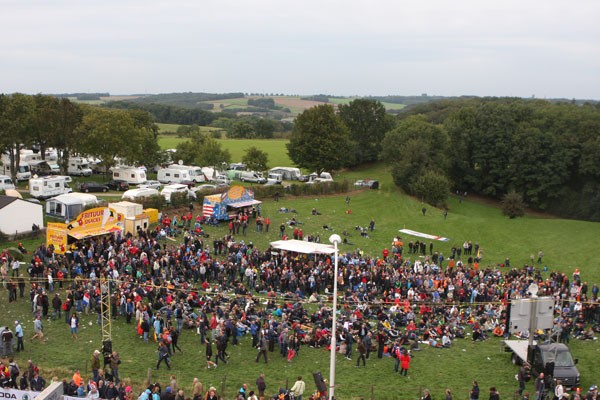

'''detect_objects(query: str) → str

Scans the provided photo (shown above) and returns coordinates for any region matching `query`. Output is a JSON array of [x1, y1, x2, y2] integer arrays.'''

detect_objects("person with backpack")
[[8, 358, 20, 389]]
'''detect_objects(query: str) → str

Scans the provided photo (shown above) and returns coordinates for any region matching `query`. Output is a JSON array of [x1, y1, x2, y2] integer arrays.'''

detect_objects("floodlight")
[[329, 234, 341, 244]]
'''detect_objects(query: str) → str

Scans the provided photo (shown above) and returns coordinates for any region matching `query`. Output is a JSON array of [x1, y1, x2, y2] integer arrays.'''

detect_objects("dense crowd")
[[1, 208, 600, 400]]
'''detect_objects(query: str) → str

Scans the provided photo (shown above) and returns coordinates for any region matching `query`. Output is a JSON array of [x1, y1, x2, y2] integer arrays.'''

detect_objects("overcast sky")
[[1, 0, 599, 99]]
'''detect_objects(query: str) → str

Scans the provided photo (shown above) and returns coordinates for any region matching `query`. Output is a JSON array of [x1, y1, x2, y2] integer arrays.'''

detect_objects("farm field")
[[157, 136, 294, 167], [329, 97, 406, 110]]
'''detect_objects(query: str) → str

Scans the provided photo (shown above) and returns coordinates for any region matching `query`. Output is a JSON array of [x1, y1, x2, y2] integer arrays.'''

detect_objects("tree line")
[[0, 94, 163, 181], [288, 97, 600, 221]]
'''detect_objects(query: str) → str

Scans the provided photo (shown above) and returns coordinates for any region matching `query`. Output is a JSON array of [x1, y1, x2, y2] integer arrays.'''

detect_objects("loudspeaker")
[[313, 371, 327, 393]]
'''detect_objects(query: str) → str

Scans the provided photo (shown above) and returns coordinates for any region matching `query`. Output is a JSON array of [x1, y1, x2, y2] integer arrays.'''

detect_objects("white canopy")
[[269, 239, 336, 255]]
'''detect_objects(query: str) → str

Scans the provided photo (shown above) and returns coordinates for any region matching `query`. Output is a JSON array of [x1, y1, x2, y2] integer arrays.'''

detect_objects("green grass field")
[[157, 136, 294, 167], [3, 160, 600, 398]]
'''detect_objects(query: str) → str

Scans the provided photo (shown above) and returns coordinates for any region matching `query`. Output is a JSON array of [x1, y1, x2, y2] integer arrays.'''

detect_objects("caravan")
[[68, 157, 93, 176], [168, 164, 207, 183], [45, 193, 99, 220], [112, 167, 147, 184], [157, 167, 191, 184], [29, 176, 72, 199]]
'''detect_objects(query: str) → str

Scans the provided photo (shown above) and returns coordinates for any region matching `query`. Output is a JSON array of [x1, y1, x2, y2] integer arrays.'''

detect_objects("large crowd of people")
[[1, 207, 600, 400]]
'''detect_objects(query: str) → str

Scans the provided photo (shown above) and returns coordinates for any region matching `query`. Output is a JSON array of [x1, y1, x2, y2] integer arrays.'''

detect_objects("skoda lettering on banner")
[[0, 387, 39, 400]]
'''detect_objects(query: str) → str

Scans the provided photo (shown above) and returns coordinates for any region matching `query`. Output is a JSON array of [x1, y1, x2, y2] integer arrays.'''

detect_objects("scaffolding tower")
[[99, 278, 113, 367]]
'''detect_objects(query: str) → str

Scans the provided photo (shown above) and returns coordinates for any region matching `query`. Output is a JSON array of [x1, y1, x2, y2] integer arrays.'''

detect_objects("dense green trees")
[[0, 94, 159, 178], [287, 105, 354, 172], [381, 115, 451, 206], [401, 98, 600, 220], [242, 146, 269, 172], [175, 132, 231, 168], [338, 98, 394, 165]]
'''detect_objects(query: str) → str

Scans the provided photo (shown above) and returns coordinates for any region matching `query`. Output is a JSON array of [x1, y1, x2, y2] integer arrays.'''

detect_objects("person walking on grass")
[[157, 341, 171, 370], [70, 313, 79, 339], [356, 337, 366, 367], [30, 315, 44, 342], [399, 348, 411, 377]]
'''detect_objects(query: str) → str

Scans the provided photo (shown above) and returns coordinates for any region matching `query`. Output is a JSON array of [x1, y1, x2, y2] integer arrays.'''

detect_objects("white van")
[[1, 155, 31, 181], [112, 167, 147, 184], [157, 167, 192, 184], [168, 164, 206, 183], [161, 184, 192, 203], [29, 176, 72, 199], [0, 175, 16, 191], [122, 187, 159, 201], [68, 157, 93, 176], [240, 171, 267, 184]]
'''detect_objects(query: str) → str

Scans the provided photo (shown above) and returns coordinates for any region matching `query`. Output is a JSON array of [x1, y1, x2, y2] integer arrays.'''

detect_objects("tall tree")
[[175, 132, 231, 168], [0, 94, 36, 182], [54, 98, 83, 174], [338, 99, 392, 165], [76, 107, 148, 172], [242, 146, 269, 172], [382, 115, 450, 204], [287, 104, 354, 172]]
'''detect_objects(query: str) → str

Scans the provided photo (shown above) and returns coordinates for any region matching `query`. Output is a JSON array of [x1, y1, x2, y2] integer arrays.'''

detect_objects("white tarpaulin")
[[399, 228, 450, 242], [270, 239, 336, 255]]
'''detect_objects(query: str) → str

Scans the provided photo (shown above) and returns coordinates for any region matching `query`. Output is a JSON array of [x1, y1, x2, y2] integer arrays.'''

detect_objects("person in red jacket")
[[399, 348, 411, 376]]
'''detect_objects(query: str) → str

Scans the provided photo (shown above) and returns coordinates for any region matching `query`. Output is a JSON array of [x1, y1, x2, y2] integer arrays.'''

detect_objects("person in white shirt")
[[290, 376, 306, 400]]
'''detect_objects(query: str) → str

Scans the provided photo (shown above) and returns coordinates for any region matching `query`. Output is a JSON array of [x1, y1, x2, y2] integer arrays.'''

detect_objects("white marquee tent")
[[269, 239, 336, 255]]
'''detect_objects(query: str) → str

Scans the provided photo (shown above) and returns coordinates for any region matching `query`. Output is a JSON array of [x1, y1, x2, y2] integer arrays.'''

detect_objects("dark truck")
[[504, 340, 580, 388]]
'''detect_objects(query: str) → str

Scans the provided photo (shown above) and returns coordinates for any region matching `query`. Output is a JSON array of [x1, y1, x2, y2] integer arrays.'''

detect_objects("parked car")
[[213, 174, 231, 185], [138, 180, 161, 190], [354, 179, 379, 189], [77, 182, 109, 193], [107, 180, 130, 191]]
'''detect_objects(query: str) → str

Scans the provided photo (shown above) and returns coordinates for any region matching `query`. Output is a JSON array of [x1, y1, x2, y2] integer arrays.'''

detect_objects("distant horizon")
[[3, 91, 599, 102]]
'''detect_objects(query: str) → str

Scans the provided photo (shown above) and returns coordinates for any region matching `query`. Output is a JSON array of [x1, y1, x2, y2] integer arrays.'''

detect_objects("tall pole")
[[329, 234, 340, 400]]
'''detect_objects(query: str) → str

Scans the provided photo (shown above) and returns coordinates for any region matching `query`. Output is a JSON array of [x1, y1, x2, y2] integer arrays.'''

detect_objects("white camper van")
[[161, 184, 192, 203], [68, 157, 93, 176], [45, 193, 98, 221], [168, 164, 206, 183], [0, 175, 15, 191], [157, 167, 191, 184], [1, 155, 31, 181], [29, 176, 72, 199], [112, 167, 147, 184]]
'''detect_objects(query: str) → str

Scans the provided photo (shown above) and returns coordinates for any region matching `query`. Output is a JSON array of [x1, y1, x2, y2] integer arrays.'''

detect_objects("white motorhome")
[[19, 149, 42, 164], [29, 176, 72, 199], [45, 193, 98, 220], [157, 167, 192, 184], [68, 157, 93, 176], [112, 167, 147, 184], [0, 175, 15, 191], [1, 154, 31, 181], [269, 167, 302, 181], [305, 172, 333, 184], [161, 184, 192, 203], [168, 164, 206, 183], [122, 188, 159, 201]]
